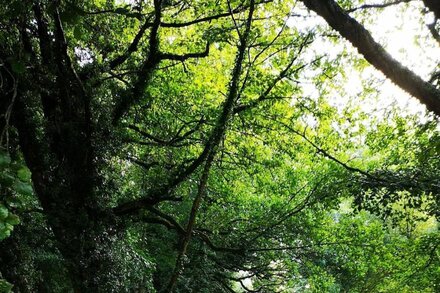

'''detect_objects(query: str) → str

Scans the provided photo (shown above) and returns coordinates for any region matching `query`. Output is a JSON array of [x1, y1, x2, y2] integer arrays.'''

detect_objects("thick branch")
[[145, 206, 186, 235], [301, 0, 440, 116], [126, 156, 159, 169], [164, 2, 256, 291], [159, 42, 210, 61], [427, 20, 440, 46], [138, 208, 243, 254], [113, 194, 181, 215], [53, 7, 86, 95], [165, 156, 215, 292], [112, 0, 162, 124], [109, 18, 153, 70], [32, 2, 52, 65]]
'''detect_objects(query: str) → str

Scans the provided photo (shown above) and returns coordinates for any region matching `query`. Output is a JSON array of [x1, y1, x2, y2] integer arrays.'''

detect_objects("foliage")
[[0, 279, 12, 293], [0, 0, 439, 292], [0, 148, 34, 239], [0, 148, 34, 292]]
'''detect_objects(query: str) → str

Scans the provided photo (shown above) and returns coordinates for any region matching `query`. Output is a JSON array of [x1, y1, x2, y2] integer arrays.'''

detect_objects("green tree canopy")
[[0, 0, 439, 292]]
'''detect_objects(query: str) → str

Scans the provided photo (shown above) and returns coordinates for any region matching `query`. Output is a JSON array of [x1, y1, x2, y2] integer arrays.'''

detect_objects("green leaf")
[[60, 10, 80, 24], [0, 279, 13, 293], [0, 205, 8, 220], [17, 167, 31, 182], [0, 229, 11, 241], [13, 181, 33, 197], [74, 26, 82, 39], [5, 214, 19, 226], [0, 151, 11, 167], [0, 172, 15, 187], [5, 1, 24, 18]]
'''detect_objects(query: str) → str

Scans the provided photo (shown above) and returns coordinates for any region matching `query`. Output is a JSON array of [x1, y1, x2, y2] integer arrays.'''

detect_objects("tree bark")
[[11, 88, 106, 292], [1, 34, 118, 293]]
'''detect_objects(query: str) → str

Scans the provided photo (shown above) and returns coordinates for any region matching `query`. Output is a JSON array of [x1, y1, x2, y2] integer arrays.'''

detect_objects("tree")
[[0, 0, 438, 291]]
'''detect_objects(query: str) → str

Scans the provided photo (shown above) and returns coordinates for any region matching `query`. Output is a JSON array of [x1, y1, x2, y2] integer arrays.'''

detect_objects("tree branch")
[[346, 0, 413, 13], [112, 0, 163, 124], [159, 42, 210, 61], [32, 2, 52, 65], [301, 0, 440, 116], [427, 19, 440, 46], [160, 0, 273, 28], [109, 17, 153, 70], [277, 121, 387, 184], [234, 35, 314, 114], [164, 2, 256, 291]]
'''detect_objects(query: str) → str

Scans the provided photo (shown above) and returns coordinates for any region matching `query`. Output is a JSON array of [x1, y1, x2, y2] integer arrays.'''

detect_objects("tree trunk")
[[1, 55, 120, 290]]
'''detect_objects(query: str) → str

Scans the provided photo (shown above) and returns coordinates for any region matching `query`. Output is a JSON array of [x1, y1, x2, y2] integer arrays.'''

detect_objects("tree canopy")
[[0, 0, 439, 292]]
